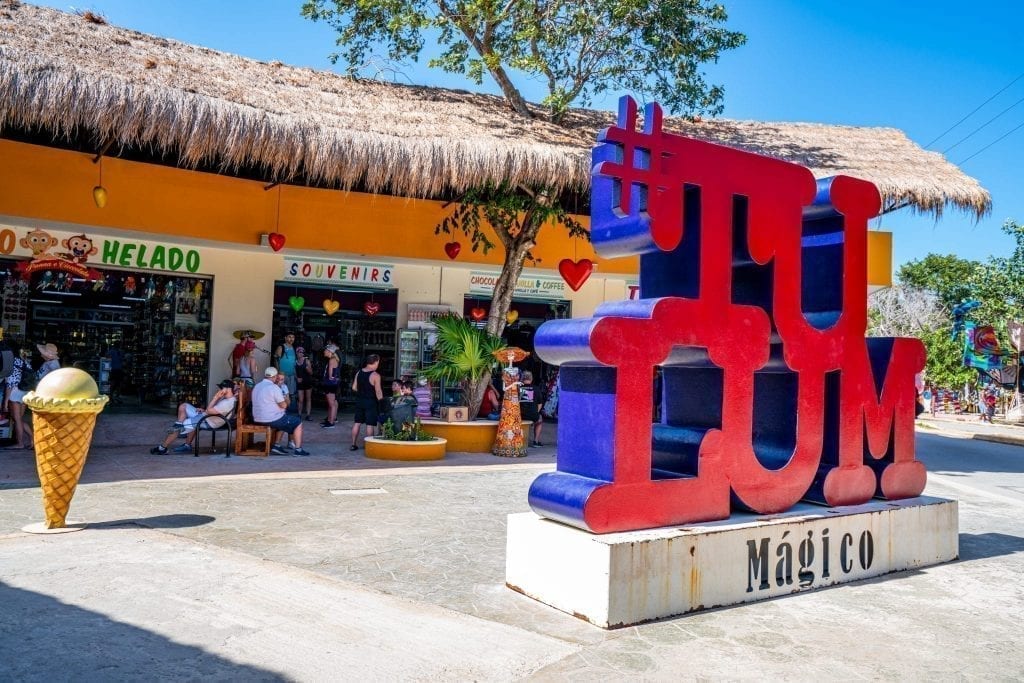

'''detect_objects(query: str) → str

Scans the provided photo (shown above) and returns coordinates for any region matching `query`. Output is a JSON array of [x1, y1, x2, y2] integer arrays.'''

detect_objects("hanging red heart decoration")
[[444, 241, 461, 260], [268, 233, 286, 252], [558, 258, 594, 292], [364, 301, 380, 316], [470, 307, 486, 322]]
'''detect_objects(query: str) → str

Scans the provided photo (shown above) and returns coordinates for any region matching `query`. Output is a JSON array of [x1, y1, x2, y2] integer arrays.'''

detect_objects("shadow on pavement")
[[0, 581, 285, 681], [958, 532, 1024, 562], [89, 514, 216, 530]]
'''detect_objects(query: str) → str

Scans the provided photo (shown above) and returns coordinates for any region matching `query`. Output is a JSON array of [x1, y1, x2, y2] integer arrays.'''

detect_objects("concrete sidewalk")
[[1, 411, 1023, 680], [918, 413, 1024, 446]]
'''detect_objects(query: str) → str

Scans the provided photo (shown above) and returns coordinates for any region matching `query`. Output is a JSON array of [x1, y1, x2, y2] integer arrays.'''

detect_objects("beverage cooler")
[[395, 328, 438, 378]]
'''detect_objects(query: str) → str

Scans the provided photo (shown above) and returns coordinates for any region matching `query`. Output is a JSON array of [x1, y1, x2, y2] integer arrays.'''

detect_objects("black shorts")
[[521, 402, 540, 422], [260, 414, 302, 434], [354, 396, 379, 424]]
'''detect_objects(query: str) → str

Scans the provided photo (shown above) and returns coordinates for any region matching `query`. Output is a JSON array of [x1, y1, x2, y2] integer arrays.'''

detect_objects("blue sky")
[[35, 0, 1024, 272]]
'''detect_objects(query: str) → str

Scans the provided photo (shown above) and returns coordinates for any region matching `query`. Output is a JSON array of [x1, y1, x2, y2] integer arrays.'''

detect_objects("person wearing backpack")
[[3, 345, 35, 449]]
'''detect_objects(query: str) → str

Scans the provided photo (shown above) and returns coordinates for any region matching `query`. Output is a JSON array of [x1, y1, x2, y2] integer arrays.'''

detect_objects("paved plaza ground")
[[1, 410, 1023, 680]]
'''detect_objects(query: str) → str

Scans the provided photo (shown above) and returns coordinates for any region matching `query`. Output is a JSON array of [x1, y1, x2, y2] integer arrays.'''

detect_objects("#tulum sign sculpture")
[[508, 98, 957, 627], [530, 96, 927, 534], [504, 97, 960, 628]]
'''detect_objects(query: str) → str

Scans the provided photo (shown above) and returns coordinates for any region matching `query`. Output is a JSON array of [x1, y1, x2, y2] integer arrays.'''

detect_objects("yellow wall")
[[0, 139, 636, 275], [867, 230, 893, 288], [0, 139, 892, 285]]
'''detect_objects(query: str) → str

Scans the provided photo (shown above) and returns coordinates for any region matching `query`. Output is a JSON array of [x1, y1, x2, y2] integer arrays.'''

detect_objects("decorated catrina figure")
[[492, 346, 530, 458]]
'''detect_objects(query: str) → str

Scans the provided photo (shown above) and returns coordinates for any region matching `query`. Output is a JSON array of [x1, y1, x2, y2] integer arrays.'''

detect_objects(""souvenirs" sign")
[[284, 258, 394, 289]]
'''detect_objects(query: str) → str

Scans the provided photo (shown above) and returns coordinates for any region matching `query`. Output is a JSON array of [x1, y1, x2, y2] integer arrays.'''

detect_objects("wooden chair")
[[233, 385, 272, 457], [193, 404, 236, 457]]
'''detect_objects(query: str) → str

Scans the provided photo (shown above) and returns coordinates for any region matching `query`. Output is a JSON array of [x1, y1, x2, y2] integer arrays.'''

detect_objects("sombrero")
[[232, 329, 266, 340], [492, 346, 529, 364]]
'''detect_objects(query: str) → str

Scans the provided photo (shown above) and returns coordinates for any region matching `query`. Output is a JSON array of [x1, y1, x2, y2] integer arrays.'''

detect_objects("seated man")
[[252, 366, 310, 456], [150, 379, 238, 455]]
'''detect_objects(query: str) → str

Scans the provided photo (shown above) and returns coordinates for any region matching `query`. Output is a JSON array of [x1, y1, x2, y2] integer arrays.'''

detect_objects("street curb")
[[971, 433, 1024, 447]]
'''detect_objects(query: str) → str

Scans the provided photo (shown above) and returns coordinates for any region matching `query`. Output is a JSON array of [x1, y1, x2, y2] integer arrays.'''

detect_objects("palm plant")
[[421, 313, 506, 417]]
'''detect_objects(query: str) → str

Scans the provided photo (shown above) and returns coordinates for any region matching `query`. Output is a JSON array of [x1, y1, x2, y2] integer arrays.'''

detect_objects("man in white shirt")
[[252, 366, 310, 455]]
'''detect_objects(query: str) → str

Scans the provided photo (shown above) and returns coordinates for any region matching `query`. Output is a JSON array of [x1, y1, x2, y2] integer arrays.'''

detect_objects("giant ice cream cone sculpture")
[[23, 368, 108, 529]]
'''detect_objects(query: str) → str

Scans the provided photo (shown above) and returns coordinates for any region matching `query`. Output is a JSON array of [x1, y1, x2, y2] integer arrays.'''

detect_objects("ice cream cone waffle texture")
[[23, 368, 108, 529]]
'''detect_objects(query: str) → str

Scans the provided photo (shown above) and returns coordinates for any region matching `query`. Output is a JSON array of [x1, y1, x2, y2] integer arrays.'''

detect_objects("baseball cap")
[[295, 346, 305, 354], [264, 366, 279, 378]]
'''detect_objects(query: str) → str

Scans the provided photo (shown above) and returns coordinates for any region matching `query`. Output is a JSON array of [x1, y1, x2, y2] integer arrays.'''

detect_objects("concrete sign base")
[[506, 497, 958, 628]]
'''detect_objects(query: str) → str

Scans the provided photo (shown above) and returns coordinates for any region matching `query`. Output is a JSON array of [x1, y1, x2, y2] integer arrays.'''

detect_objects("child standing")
[[519, 370, 544, 447]]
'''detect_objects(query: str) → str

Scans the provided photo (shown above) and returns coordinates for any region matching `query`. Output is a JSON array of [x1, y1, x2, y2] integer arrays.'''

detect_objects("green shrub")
[[379, 417, 438, 442]]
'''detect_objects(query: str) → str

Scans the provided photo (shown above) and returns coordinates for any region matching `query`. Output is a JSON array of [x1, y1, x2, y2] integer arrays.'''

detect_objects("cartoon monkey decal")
[[20, 229, 58, 258], [62, 234, 98, 264]]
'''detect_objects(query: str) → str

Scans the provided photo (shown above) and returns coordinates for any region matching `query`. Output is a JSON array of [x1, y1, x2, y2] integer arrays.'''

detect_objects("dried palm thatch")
[[0, 1, 990, 219]]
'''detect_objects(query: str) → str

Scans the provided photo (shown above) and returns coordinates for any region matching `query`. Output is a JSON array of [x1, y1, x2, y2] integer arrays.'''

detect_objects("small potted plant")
[[364, 417, 446, 461]]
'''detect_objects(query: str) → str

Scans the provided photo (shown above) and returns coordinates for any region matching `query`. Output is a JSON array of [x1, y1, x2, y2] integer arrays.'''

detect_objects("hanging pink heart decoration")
[[558, 258, 594, 292], [364, 301, 380, 316]]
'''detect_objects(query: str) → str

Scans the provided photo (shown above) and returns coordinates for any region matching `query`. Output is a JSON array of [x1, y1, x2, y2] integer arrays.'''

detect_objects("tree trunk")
[[464, 374, 488, 420], [486, 238, 532, 338], [465, 234, 534, 419], [488, 64, 533, 118]]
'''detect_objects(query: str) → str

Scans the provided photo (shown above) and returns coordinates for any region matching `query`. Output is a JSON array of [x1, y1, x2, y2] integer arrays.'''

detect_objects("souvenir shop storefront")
[[270, 256, 400, 401]]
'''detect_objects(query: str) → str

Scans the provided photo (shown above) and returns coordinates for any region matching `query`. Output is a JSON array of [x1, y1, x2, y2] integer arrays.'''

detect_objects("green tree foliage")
[[889, 219, 1024, 389], [896, 254, 977, 310], [302, 0, 746, 122]]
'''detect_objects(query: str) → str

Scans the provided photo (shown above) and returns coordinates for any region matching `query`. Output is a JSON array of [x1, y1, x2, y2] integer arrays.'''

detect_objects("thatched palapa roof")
[[0, 1, 991, 219]]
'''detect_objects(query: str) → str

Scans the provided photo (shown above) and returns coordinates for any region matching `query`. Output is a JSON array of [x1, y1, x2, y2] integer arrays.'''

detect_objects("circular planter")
[[364, 436, 447, 461], [419, 419, 532, 453]]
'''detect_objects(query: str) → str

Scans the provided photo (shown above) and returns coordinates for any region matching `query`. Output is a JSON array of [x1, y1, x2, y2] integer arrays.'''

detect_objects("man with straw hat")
[[36, 343, 60, 379]]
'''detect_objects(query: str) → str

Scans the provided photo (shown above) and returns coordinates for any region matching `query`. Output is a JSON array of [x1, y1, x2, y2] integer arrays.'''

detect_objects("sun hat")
[[264, 366, 279, 378], [37, 343, 59, 360]]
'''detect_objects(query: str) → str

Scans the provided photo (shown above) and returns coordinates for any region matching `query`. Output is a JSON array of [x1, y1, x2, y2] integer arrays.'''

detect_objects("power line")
[[956, 119, 1024, 166], [942, 93, 1024, 154], [925, 71, 1024, 148]]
